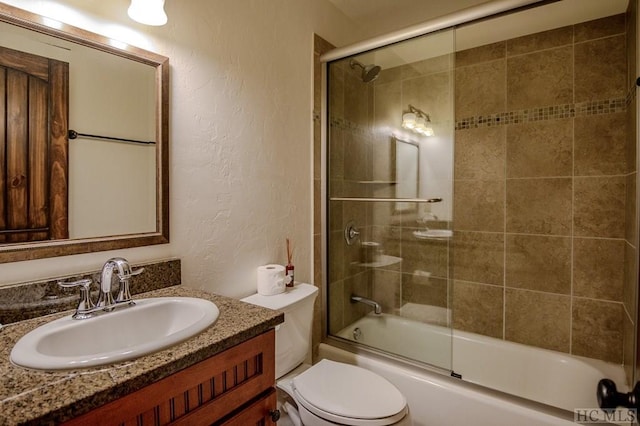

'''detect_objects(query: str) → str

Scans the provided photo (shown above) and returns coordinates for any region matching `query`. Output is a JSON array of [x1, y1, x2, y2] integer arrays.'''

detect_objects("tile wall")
[[453, 12, 635, 368], [320, 10, 638, 372]]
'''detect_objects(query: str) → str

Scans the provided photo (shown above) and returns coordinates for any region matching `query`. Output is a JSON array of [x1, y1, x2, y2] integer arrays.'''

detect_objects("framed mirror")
[[393, 136, 419, 213], [0, 3, 169, 263]]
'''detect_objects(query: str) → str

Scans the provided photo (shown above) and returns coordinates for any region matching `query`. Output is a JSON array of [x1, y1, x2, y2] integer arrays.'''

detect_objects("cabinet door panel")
[[63, 330, 275, 426]]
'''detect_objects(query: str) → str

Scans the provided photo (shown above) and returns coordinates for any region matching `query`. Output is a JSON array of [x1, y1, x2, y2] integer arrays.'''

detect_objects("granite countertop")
[[0, 286, 284, 426]]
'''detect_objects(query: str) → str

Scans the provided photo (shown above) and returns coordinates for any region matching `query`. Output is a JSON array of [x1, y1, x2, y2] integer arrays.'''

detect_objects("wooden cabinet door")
[[0, 45, 69, 242], [220, 388, 277, 426], [63, 330, 275, 426]]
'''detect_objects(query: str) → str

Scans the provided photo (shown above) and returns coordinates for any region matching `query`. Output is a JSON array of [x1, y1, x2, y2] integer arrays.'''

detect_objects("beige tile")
[[313, 233, 322, 285], [454, 179, 504, 232], [626, 173, 637, 243], [314, 117, 321, 180], [623, 242, 637, 318], [373, 81, 402, 130], [314, 34, 335, 55], [452, 281, 503, 338], [507, 46, 573, 111], [372, 65, 402, 85], [372, 269, 401, 314], [328, 125, 344, 181], [402, 54, 452, 79], [626, 96, 637, 174], [572, 298, 623, 363], [575, 35, 626, 102], [328, 279, 344, 334], [507, 26, 573, 56], [452, 231, 504, 286], [574, 14, 626, 43], [623, 312, 634, 385], [344, 73, 370, 127], [456, 42, 505, 67], [505, 234, 571, 294], [313, 180, 321, 235], [403, 71, 453, 124], [627, 6, 637, 91], [402, 273, 448, 308], [506, 178, 572, 235], [329, 230, 345, 283], [573, 238, 625, 302], [455, 126, 506, 180], [343, 133, 370, 182], [328, 199, 343, 232], [574, 176, 625, 238], [505, 289, 570, 352], [506, 119, 573, 178], [574, 113, 626, 176], [455, 59, 506, 119], [344, 271, 372, 325], [329, 63, 345, 119], [401, 229, 448, 278]]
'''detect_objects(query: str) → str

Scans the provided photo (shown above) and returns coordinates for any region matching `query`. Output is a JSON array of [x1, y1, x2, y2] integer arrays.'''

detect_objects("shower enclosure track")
[[330, 197, 442, 203]]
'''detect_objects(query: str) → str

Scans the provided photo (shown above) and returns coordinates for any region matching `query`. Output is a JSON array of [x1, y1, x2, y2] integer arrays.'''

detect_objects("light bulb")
[[128, 0, 168, 26], [415, 116, 427, 134], [402, 112, 416, 129]]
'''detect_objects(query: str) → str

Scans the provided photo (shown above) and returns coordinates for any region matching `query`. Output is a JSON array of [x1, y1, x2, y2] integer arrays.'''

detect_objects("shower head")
[[350, 59, 382, 83]]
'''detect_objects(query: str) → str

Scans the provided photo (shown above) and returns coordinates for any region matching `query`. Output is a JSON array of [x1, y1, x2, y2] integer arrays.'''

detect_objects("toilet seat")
[[291, 360, 408, 425]]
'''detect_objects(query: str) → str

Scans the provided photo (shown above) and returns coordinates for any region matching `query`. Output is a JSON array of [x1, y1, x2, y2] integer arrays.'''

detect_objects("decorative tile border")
[[455, 96, 627, 130], [0, 258, 181, 325]]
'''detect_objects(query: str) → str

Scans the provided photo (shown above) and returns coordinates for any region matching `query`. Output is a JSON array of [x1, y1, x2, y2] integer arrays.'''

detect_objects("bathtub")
[[328, 313, 629, 425]]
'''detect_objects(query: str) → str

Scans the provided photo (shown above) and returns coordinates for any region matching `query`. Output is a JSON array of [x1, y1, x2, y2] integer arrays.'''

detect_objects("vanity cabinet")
[[63, 330, 277, 426]]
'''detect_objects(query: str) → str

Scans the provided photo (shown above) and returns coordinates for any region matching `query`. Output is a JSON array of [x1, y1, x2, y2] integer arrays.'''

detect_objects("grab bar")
[[350, 295, 382, 315]]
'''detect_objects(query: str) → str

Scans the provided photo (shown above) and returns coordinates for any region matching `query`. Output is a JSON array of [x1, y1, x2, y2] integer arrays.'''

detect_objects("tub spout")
[[351, 295, 382, 315]]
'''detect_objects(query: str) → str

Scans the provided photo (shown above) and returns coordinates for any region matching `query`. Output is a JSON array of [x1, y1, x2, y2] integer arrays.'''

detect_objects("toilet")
[[241, 283, 410, 425]]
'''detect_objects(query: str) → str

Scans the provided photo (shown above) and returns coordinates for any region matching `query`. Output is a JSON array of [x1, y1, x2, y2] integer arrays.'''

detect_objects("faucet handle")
[[58, 279, 96, 319], [118, 267, 144, 281], [115, 267, 143, 304]]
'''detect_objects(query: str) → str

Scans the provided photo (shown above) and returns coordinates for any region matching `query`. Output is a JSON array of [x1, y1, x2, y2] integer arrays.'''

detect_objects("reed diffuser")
[[285, 238, 294, 288]]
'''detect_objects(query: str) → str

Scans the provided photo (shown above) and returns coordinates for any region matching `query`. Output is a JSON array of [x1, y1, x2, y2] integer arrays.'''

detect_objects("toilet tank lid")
[[240, 283, 318, 310]]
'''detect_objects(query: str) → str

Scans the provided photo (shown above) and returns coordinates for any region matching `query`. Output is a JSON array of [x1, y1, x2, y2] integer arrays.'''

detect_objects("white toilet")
[[241, 283, 410, 425]]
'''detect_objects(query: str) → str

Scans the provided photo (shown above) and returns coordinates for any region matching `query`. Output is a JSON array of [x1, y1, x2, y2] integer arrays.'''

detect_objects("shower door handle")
[[597, 379, 640, 410]]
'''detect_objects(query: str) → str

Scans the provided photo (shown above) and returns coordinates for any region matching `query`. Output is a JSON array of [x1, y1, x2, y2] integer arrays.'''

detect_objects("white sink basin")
[[10, 297, 219, 370]]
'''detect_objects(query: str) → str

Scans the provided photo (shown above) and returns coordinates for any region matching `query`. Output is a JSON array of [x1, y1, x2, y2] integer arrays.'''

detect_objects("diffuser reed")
[[285, 238, 294, 287]]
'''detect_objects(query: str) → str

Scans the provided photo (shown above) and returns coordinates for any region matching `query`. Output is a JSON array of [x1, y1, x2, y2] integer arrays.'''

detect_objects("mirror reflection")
[[0, 3, 169, 262]]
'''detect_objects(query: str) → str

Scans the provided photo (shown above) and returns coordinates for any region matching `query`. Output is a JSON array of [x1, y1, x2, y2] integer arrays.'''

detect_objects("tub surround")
[[0, 285, 283, 425], [0, 259, 181, 325]]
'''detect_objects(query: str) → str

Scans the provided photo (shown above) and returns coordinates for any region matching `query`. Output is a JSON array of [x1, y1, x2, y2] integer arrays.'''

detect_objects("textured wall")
[[0, 0, 362, 299]]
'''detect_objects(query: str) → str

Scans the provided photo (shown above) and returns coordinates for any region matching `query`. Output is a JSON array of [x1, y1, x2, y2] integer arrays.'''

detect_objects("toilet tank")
[[241, 283, 318, 379]]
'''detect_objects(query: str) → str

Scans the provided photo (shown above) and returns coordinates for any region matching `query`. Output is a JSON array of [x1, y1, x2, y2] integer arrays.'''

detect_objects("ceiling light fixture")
[[128, 0, 168, 26], [402, 105, 433, 137]]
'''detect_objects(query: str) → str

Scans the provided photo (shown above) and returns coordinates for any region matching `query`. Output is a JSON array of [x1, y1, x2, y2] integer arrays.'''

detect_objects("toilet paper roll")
[[257, 264, 286, 296]]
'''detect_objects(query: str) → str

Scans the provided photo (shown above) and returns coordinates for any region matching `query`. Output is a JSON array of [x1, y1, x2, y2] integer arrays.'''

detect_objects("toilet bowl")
[[241, 283, 410, 425]]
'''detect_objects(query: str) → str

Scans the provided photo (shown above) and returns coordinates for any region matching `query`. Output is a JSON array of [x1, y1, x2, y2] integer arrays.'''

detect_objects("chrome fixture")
[[351, 295, 382, 315], [58, 257, 144, 319], [402, 105, 434, 136], [344, 221, 360, 246], [349, 59, 382, 83]]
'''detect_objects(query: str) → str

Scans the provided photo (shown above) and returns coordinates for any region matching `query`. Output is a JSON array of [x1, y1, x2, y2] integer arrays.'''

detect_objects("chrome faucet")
[[350, 295, 382, 315], [58, 257, 144, 319]]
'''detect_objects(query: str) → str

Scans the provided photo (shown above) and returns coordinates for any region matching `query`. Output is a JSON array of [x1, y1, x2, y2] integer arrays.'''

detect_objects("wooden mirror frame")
[[0, 3, 169, 263]]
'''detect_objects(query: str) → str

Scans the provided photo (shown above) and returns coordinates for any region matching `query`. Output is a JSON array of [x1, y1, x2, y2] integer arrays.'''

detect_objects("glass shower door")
[[326, 28, 455, 371]]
